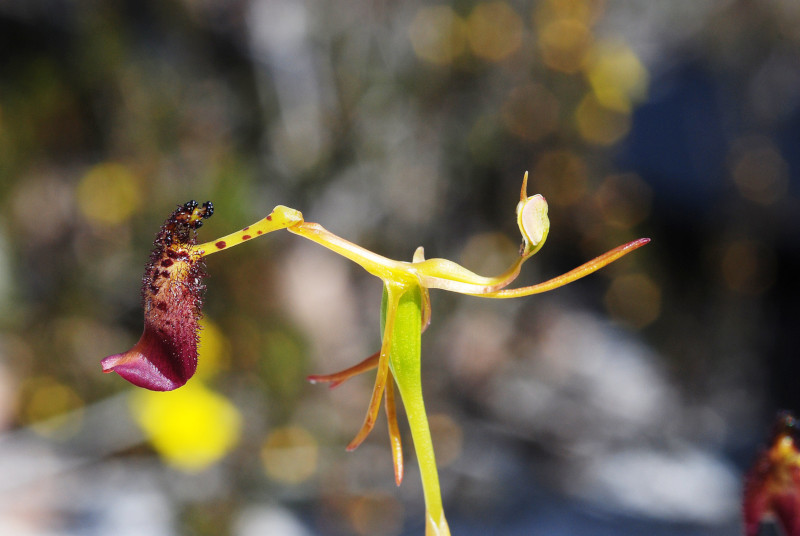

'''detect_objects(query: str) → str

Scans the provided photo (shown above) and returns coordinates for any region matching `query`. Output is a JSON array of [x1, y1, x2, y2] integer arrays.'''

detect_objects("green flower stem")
[[382, 284, 450, 535]]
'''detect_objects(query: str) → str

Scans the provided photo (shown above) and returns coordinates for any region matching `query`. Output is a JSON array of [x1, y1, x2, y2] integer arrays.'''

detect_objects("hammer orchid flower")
[[102, 173, 649, 535]]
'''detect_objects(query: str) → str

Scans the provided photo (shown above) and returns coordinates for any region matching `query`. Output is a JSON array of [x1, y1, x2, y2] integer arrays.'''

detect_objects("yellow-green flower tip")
[[425, 510, 451, 536], [516, 193, 549, 256]]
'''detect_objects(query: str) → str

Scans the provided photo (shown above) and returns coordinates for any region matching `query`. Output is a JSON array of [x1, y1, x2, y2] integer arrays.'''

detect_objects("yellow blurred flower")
[[130, 381, 241, 472]]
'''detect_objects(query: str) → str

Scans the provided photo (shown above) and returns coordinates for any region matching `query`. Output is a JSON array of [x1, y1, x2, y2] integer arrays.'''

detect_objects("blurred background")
[[1, 0, 798, 534]]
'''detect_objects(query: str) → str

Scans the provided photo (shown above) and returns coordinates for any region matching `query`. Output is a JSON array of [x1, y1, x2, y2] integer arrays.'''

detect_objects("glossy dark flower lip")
[[102, 201, 213, 391]]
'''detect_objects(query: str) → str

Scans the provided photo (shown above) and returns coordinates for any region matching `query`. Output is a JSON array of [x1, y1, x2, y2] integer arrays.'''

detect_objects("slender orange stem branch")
[[475, 238, 650, 298], [307, 351, 380, 388], [385, 378, 404, 485], [346, 284, 402, 451]]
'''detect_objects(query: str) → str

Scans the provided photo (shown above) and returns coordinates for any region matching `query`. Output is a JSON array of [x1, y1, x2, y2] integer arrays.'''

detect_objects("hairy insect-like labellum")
[[102, 201, 213, 391], [744, 412, 800, 536]]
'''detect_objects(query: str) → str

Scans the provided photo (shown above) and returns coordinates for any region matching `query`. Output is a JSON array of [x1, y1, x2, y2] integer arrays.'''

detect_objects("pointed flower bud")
[[517, 193, 549, 256], [101, 201, 214, 391], [516, 172, 550, 257]]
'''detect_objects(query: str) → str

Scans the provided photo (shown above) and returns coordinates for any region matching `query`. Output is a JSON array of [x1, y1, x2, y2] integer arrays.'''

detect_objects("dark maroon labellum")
[[102, 201, 214, 391]]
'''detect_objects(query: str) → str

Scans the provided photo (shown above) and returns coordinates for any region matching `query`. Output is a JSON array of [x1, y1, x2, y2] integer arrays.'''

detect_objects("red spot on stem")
[[257, 230, 263, 235], [266, 215, 272, 221], [242, 235, 252, 240], [215, 241, 226, 249]]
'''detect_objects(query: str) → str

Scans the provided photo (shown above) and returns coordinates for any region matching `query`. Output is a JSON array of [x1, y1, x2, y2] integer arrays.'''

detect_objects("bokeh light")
[[529, 150, 589, 207], [466, 2, 523, 62], [537, 18, 592, 74], [729, 136, 789, 205], [347, 492, 404, 536], [20, 375, 84, 438], [428, 413, 463, 468], [595, 173, 653, 229], [260, 425, 319, 485], [502, 82, 560, 141], [459, 232, 518, 277], [584, 40, 649, 113], [534, 0, 605, 27], [0, 0, 797, 534], [719, 240, 776, 296], [77, 162, 142, 227], [408, 6, 467, 65], [534, 0, 604, 74], [604, 273, 662, 329], [574, 92, 631, 144]]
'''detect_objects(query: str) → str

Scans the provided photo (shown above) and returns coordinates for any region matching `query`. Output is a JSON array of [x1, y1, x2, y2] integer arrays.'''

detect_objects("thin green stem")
[[383, 285, 450, 534]]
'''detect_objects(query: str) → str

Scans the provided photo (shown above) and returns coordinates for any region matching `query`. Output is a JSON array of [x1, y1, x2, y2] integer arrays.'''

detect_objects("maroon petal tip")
[[101, 325, 197, 392], [101, 350, 186, 392]]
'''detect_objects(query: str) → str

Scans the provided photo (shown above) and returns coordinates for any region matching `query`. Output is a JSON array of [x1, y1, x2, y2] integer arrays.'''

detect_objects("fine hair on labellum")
[[101, 201, 213, 391]]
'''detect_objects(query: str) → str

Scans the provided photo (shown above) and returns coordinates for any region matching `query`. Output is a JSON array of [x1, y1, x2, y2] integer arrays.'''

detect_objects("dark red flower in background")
[[744, 411, 800, 536]]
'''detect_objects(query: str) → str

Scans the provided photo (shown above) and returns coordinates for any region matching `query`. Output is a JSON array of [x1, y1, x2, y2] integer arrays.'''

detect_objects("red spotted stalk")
[[102, 173, 649, 534]]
